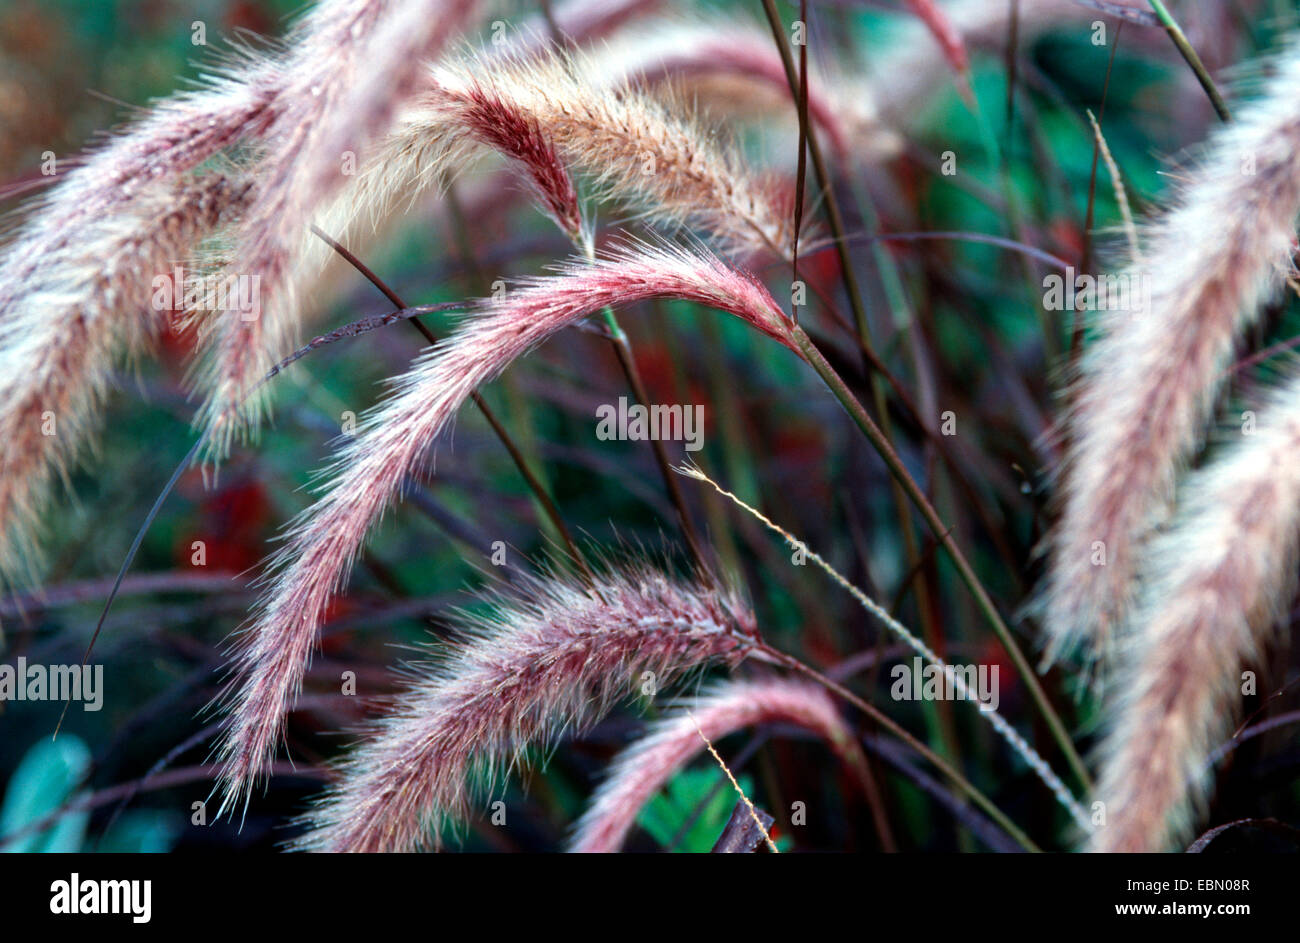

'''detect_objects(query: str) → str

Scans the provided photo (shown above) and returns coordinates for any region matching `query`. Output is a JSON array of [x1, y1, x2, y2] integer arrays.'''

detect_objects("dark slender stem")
[[310, 226, 593, 586], [537, 0, 574, 52], [754, 640, 1040, 853], [791, 0, 810, 281], [601, 315, 713, 579], [757, 0, 873, 356], [1070, 24, 1123, 394], [790, 325, 1092, 793], [757, 1, 968, 780]]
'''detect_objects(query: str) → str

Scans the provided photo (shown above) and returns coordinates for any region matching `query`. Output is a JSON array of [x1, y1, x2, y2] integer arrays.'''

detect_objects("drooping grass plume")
[[0, 173, 252, 591], [578, 2, 1125, 172], [293, 565, 758, 852], [1042, 40, 1300, 667], [427, 47, 796, 258], [0, 45, 279, 587], [333, 74, 587, 248], [213, 242, 795, 809], [569, 677, 867, 852], [197, 0, 482, 455], [1091, 380, 1300, 852], [0, 55, 272, 319]]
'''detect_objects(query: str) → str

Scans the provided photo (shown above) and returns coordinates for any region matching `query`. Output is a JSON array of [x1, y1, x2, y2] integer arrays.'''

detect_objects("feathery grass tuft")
[[1042, 40, 1300, 668], [0, 173, 252, 590], [430, 46, 797, 257], [196, 0, 482, 455], [1091, 379, 1300, 851], [294, 564, 757, 852]]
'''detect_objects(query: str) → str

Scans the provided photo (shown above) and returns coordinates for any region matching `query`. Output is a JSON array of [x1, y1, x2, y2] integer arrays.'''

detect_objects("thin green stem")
[[1147, 0, 1231, 122], [854, 185, 967, 783], [600, 307, 712, 577], [576, 234, 712, 579]]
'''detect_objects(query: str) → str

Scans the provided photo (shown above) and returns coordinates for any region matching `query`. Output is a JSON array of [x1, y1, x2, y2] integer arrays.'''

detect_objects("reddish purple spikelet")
[[431, 82, 586, 243]]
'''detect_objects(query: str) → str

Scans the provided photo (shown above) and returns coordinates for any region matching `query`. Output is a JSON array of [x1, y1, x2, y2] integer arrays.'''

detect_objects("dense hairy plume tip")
[[1090, 378, 1300, 852], [1042, 40, 1300, 667], [293, 565, 758, 852], [212, 241, 794, 809], [280, 27, 806, 335], [569, 677, 866, 852]]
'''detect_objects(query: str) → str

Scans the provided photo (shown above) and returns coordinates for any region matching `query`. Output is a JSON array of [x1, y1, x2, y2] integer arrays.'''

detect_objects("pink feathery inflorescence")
[[0, 66, 273, 320], [0, 0, 483, 584], [1091, 378, 1300, 851], [1041, 41, 1300, 668], [312, 66, 589, 254], [293, 566, 758, 852], [576, 4, 1100, 175], [0, 173, 252, 589], [213, 241, 795, 810], [295, 35, 803, 315], [569, 677, 868, 852], [198, 0, 482, 455]]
